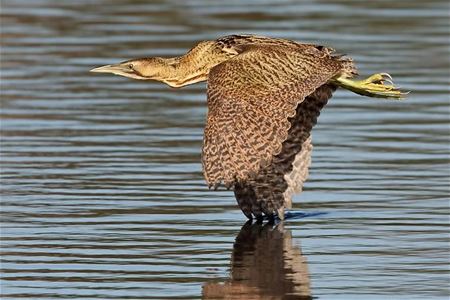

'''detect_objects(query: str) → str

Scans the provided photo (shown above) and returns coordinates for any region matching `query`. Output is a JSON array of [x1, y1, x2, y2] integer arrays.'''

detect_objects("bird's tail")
[[334, 73, 408, 99]]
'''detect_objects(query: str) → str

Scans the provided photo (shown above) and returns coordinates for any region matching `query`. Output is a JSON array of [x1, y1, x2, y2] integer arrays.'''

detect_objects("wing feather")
[[202, 44, 343, 186]]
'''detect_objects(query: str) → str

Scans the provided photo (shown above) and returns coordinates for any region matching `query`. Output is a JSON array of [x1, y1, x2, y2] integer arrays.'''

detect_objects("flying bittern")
[[91, 34, 406, 221]]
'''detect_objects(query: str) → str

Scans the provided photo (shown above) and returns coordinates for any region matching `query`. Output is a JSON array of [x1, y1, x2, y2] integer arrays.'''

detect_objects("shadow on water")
[[203, 221, 312, 300]]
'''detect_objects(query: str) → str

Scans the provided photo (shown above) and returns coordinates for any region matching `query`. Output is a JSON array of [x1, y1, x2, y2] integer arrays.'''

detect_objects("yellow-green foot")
[[335, 73, 408, 99]]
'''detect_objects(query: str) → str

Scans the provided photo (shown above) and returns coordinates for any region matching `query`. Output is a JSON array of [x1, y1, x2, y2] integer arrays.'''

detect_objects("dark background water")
[[1, 0, 449, 299]]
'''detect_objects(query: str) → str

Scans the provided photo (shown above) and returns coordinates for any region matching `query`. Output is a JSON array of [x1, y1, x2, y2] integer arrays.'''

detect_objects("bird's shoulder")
[[206, 41, 343, 108], [214, 34, 337, 58]]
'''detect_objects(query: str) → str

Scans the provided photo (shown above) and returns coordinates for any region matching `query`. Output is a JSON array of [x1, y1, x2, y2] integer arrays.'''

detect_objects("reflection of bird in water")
[[91, 34, 406, 221], [202, 221, 311, 300]]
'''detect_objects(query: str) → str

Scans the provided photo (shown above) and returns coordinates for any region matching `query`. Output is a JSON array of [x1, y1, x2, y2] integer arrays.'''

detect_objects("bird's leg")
[[334, 73, 408, 99]]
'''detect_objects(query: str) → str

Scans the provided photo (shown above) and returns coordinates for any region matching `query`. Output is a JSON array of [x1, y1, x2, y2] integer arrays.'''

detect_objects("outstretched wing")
[[202, 44, 343, 187]]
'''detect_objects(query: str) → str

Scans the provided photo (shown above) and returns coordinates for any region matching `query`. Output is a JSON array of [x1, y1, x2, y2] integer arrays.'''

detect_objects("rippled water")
[[1, 0, 449, 299]]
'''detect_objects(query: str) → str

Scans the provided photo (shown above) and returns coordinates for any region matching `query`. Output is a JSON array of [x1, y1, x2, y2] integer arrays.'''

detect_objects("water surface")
[[1, 0, 449, 299]]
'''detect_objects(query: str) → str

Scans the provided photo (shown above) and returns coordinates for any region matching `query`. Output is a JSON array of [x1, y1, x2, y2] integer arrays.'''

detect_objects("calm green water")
[[1, 0, 449, 299]]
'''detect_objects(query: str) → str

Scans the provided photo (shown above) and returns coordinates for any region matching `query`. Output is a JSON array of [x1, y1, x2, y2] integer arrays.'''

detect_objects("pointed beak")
[[90, 62, 148, 80], [90, 64, 128, 74], [90, 63, 145, 80]]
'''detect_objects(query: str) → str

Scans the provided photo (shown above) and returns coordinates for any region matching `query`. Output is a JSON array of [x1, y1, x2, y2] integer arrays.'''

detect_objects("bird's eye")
[[128, 64, 133, 69]]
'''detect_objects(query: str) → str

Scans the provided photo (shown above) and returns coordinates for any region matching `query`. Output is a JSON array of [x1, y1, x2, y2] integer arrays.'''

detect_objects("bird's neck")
[[159, 41, 231, 88], [161, 58, 209, 88]]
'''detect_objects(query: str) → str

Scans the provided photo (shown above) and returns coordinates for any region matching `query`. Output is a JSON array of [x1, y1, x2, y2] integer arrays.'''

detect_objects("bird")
[[91, 34, 406, 222]]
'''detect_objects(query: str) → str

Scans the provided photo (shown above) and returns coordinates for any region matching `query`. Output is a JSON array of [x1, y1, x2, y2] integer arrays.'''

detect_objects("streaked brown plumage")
[[91, 34, 406, 221]]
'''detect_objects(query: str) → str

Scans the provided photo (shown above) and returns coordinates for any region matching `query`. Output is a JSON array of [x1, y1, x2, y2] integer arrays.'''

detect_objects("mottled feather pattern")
[[201, 119, 222, 188], [92, 33, 380, 219], [283, 137, 313, 209], [199, 35, 357, 218], [216, 34, 357, 77], [234, 85, 335, 218], [203, 43, 343, 188]]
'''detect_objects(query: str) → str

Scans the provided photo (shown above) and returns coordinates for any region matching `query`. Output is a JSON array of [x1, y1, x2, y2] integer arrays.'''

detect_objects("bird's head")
[[90, 57, 174, 82]]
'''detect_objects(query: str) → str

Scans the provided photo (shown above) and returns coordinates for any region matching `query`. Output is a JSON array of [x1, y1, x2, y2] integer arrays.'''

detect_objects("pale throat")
[[158, 57, 210, 88]]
